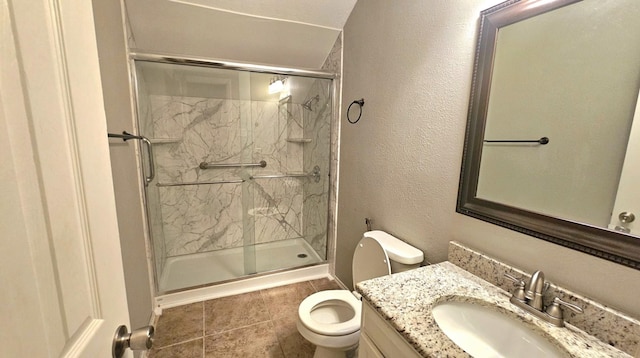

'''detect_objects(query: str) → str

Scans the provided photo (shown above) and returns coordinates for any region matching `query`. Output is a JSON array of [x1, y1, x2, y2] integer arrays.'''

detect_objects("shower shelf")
[[149, 138, 181, 144], [286, 138, 313, 143]]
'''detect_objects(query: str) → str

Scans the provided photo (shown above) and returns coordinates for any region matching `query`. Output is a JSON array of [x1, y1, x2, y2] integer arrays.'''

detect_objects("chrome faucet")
[[524, 270, 546, 310], [504, 271, 583, 327]]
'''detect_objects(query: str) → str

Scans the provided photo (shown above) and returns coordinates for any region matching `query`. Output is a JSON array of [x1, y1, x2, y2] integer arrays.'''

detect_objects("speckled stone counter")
[[447, 241, 640, 355], [356, 261, 633, 357]]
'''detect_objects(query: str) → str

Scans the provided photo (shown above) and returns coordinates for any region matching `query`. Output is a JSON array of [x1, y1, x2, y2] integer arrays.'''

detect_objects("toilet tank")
[[364, 231, 424, 273]]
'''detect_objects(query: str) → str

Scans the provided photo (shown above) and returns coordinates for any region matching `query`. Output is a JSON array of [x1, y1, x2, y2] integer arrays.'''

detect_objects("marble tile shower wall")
[[144, 94, 329, 259], [323, 34, 342, 270], [302, 80, 332, 259]]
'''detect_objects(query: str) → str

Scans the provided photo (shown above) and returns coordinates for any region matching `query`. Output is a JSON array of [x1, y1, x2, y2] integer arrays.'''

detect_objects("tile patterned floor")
[[148, 278, 342, 358]]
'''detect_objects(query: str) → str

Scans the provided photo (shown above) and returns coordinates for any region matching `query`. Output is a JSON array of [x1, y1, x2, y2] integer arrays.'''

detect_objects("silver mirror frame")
[[457, 0, 640, 269]]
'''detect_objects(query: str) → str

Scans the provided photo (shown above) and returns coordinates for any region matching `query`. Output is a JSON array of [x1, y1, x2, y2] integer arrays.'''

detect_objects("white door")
[[610, 91, 640, 235], [1, 0, 132, 357]]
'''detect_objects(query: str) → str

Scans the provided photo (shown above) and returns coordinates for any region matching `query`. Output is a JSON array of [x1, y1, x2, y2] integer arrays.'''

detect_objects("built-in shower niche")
[[134, 60, 332, 293]]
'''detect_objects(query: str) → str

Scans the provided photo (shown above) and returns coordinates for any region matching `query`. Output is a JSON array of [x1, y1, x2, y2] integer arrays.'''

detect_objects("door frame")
[[4, 0, 132, 356]]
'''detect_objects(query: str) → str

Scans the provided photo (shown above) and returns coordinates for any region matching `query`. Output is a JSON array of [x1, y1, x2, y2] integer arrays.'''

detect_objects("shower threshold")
[[158, 237, 323, 292]]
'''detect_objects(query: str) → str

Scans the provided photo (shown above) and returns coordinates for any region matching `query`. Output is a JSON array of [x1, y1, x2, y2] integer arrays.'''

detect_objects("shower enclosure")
[[132, 56, 334, 293]]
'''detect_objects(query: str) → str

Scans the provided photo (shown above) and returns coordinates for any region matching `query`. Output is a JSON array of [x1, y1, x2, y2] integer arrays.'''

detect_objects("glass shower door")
[[133, 59, 331, 294], [135, 60, 258, 293], [247, 74, 332, 272]]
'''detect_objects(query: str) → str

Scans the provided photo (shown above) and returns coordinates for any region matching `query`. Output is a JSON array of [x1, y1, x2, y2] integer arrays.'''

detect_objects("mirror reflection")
[[475, 0, 640, 235], [458, 0, 640, 269]]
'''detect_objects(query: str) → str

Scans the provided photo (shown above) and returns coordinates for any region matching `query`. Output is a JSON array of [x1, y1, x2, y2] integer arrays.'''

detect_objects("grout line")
[[259, 286, 275, 322], [203, 320, 274, 339], [309, 278, 319, 292], [260, 285, 287, 356], [203, 317, 274, 338], [202, 291, 275, 338], [153, 337, 203, 351], [266, 319, 286, 357]]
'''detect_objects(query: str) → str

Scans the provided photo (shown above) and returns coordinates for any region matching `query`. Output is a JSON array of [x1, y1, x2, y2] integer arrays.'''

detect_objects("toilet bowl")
[[297, 230, 423, 358]]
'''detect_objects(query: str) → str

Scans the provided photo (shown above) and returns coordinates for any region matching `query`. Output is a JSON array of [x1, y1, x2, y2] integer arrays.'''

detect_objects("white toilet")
[[297, 230, 424, 358]]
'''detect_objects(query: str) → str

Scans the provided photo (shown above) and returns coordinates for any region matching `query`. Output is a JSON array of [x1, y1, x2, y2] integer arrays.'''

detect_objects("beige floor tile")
[[152, 281, 327, 357], [309, 277, 342, 292], [204, 291, 271, 335], [261, 282, 315, 321], [204, 321, 284, 358], [154, 302, 203, 348], [148, 338, 203, 358], [273, 315, 315, 358]]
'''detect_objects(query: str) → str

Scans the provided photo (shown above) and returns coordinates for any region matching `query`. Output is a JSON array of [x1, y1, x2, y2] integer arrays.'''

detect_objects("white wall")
[[338, 0, 640, 318], [92, 0, 153, 328], [124, 0, 342, 68]]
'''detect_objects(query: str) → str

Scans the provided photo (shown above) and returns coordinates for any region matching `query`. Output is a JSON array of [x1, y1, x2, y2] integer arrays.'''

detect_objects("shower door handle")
[[140, 136, 155, 185], [107, 131, 155, 186]]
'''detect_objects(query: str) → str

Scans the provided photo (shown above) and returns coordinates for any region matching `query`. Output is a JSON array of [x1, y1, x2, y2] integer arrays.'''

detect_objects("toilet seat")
[[296, 231, 423, 356], [352, 237, 391, 285], [298, 290, 362, 336]]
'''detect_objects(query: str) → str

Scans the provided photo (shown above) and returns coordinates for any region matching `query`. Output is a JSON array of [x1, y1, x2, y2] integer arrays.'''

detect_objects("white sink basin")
[[432, 300, 567, 358]]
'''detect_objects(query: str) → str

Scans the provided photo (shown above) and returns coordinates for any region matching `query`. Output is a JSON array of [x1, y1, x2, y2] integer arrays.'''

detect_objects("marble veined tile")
[[301, 78, 332, 259], [251, 179, 303, 244], [251, 101, 290, 175], [323, 33, 342, 270], [142, 90, 331, 264], [160, 184, 244, 257]]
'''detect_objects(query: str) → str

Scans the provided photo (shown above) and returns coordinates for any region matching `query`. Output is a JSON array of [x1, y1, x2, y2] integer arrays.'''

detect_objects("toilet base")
[[313, 345, 358, 358]]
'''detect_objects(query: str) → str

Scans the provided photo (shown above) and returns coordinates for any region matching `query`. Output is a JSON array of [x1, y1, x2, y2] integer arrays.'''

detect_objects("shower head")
[[302, 95, 320, 111]]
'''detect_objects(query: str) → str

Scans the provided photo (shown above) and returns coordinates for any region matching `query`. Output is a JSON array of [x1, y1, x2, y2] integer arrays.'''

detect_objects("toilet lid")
[[298, 290, 362, 336], [352, 237, 391, 286]]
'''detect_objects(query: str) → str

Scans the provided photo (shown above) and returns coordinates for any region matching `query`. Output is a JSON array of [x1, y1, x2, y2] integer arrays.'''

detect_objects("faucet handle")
[[504, 273, 524, 285], [503, 273, 526, 300], [546, 297, 584, 321]]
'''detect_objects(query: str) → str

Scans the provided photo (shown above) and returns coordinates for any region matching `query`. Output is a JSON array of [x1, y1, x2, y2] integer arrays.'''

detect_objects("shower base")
[[158, 238, 323, 293]]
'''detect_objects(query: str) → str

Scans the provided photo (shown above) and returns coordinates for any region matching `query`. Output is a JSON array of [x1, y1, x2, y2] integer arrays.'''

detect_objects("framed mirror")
[[457, 0, 640, 269]]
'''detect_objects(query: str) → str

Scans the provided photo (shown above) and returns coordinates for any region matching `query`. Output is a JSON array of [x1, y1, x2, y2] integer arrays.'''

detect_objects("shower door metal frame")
[[128, 52, 338, 295], [130, 51, 337, 80]]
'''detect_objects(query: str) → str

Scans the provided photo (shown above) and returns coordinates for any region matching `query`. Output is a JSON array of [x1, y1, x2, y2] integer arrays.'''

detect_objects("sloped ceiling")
[[124, 0, 357, 69]]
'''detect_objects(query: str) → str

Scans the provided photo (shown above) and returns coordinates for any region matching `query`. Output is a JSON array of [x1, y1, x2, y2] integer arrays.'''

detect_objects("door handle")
[[619, 212, 635, 224], [112, 325, 154, 358]]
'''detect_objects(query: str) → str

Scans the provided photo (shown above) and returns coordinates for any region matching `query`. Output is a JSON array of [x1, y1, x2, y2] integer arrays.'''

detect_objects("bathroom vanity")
[[359, 300, 420, 357], [355, 242, 640, 357]]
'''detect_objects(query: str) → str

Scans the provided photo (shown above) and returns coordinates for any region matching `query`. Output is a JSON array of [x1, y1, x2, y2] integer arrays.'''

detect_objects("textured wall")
[[338, 0, 640, 318]]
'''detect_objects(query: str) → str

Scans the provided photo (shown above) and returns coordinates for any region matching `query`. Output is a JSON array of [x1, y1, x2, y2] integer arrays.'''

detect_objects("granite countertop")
[[356, 262, 630, 357]]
